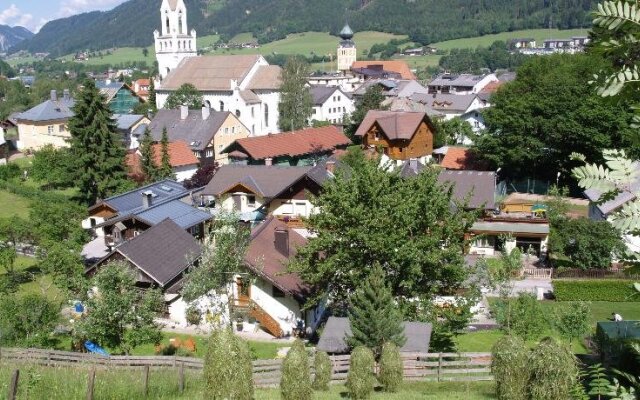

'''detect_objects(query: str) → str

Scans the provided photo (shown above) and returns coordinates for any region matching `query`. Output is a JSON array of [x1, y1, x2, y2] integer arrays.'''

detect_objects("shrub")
[[493, 293, 549, 340], [0, 163, 20, 181], [203, 328, 253, 400], [491, 335, 528, 400], [346, 346, 376, 400], [527, 337, 578, 400], [312, 351, 332, 391], [553, 280, 640, 302], [281, 339, 312, 400], [185, 305, 201, 325], [378, 342, 403, 392]]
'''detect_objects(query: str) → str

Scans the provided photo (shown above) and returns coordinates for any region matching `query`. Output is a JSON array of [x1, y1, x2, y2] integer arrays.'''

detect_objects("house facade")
[[309, 86, 355, 124], [427, 73, 499, 95], [147, 106, 250, 165], [15, 90, 74, 150], [97, 81, 144, 114], [355, 110, 435, 163], [155, 55, 282, 136]]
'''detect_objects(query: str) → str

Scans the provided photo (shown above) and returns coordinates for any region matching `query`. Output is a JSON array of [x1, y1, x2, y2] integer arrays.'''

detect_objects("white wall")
[[249, 277, 301, 336], [311, 91, 355, 124], [174, 164, 198, 182]]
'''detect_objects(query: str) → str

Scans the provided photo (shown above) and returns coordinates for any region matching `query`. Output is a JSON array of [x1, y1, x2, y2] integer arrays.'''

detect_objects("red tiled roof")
[[354, 110, 427, 140], [135, 79, 150, 86], [441, 147, 471, 170], [480, 81, 504, 94], [352, 61, 416, 80], [126, 141, 199, 176], [227, 126, 351, 160]]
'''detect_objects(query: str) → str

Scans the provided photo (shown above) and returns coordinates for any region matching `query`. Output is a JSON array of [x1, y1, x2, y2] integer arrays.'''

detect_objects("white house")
[[154, 0, 197, 79], [427, 73, 499, 95], [155, 55, 282, 136], [309, 86, 355, 124]]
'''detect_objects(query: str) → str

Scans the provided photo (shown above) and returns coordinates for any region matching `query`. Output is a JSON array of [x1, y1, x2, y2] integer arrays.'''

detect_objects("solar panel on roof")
[[159, 185, 174, 192]]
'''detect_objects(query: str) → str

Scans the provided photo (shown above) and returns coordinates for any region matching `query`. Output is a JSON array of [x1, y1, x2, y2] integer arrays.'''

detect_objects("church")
[[154, 0, 282, 136]]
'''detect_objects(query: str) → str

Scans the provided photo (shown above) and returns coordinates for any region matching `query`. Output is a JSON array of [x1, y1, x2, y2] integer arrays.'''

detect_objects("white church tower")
[[337, 24, 356, 74], [154, 0, 197, 79]]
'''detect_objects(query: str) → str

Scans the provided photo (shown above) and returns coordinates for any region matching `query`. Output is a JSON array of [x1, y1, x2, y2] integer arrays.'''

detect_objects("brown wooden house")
[[354, 110, 434, 161]]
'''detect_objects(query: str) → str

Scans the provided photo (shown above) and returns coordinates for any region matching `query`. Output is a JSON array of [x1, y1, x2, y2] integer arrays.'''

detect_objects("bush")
[[527, 337, 578, 400], [493, 293, 549, 340], [553, 280, 640, 302], [312, 351, 332, 391], [346, 346, 376, 400], [0, 163, 20, 181], [185, 305, 201, 325], [491, 335, 528, 400], [281, 339, 312, 400], [378, 342, 403, 392], [203, 328, 253, 400]]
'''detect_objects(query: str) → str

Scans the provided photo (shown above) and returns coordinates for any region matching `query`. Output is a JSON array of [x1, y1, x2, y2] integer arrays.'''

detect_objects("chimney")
[[202, 105, 210, 120], [325, 160, 336, 174], [274, 228, 289, 257], [265, 157, 273, 166], [50, 90, 57, 102], [142, 190, 153, 208], [180, 105, 188, 120], [63, 89, 70, 101]]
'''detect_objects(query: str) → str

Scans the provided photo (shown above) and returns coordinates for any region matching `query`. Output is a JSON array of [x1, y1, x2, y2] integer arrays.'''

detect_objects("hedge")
[[553, 280, 640, 302]]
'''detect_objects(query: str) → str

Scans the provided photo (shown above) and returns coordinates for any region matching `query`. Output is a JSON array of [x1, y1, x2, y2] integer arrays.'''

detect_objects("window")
[[264, 104, 269, 127], [232, 126, 235, 134], [235, 109, 241, 118], [224, 127, 229, 134], [337, 95, 341, 101], [206, 149, 213, 157], [219, 101, 224, 111], [247, 195, 256, 207], [178, 12, 183, 34], [47, 125, 54, 134], [272, 286, 285, 298], [58, 125, 65, 133], [251, 106, 255, 117], [194, 151, 201, 158], [342, 107, 346, 112]]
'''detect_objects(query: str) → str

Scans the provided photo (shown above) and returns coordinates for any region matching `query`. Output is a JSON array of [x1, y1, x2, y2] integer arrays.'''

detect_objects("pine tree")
[[347, 263, 406, 357], [148, 78, 157, 113], [278, 56, 312, 131], [138, 127, 158, 182], [157, 127, 175, 180], [68, 80, 127, 205]]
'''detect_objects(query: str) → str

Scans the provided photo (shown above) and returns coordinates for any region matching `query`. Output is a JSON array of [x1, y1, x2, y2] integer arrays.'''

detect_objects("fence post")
[[86, 367, 95, 400], [143, 365, 150, 397], [178, 362, 185, 393], [437, 353, 443, 382], [7, 369, 19, 400]]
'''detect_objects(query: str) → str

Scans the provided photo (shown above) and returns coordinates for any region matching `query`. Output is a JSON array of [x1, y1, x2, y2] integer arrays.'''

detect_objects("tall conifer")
[[68, 80, 127, 205], [138, 127, 158, 182], [148, 78, 157, 113], [347, 263, 406, 357], [157, 127, 175, 180]]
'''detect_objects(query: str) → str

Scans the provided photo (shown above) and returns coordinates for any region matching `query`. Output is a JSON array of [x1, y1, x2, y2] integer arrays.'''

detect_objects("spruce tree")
[[138, 127, 158, 182], [157, 127, 175, 180], [68, 80, 127, 205], [347, 263, 406, 357], [148, 78, 157, 113]]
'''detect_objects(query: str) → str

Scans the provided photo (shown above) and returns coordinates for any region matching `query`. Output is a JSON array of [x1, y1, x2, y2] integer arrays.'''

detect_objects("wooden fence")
[[0, 347, 493, 387], [521, 267, 553, 279]]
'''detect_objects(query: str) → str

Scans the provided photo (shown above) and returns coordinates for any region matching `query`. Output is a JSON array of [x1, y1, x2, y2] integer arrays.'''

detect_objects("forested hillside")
[[11, 0, 596, 57]]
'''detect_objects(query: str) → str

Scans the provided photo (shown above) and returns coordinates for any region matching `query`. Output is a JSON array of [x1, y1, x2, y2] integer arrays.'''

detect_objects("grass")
[[0, 362, 497, 399], [229, 32, 256, 43], [431, 28, 591, 51], [0, 255, 64, 301], [0, 189, 31, 218]]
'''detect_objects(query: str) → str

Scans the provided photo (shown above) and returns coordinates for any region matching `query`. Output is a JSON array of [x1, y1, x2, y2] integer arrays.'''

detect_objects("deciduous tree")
[[278, 56, 313, 131], [345, 85, 387, 140], [164, 83, 203, 110]]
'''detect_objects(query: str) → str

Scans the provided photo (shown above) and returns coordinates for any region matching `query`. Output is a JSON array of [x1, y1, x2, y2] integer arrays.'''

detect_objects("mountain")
[[0, 25, 34, 52], [11, 0, 597, 57]]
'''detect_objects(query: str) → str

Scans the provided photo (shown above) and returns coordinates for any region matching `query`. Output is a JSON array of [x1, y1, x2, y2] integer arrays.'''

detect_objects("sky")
[[0, 0, 129, 33]]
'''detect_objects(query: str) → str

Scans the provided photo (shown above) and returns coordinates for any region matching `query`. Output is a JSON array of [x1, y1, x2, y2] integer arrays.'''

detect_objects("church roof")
[[167, 0, 180, 11], [160, 55, 271, 91], [339, 24, 354, 40], [246, 65, 282, 90]]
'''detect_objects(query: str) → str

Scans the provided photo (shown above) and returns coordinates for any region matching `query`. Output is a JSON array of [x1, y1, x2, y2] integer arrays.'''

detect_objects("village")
[[0, 0, 639, 399]]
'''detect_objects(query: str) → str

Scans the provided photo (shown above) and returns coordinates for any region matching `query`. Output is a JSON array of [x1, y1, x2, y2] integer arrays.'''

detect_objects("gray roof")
[[109, 219, 201, 286], [411, 93, 478, 113], [317, 317, 432, 354], [309, 86, 347, 106], [383, 97, 445, 118], [96, 179, 187, 214], [437, 170, 497, 210], [584, 164, 640, 216], [16, 97, 75, 122], [471, 221, 549, 235], [354, 79, 428, 98], [136, 199, 212, 229], [96, 81, 126, 102], [202, 165, 314, 198], [114, 114, 145, 131], [428, 73, 488, 88], [149, 109, 230, 151]]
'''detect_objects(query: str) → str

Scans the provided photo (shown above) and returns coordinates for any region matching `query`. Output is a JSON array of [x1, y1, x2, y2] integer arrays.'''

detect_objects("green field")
[[0, 189, 31, 218], [0, 363, 497, 400], [431, 28, 591, 51], [229, 32, 256, 44]]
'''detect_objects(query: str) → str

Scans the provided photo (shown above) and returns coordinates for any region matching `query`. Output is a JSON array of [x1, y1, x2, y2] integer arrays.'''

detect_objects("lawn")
[[431, 28, 591, 51], [230, 32, 257, 43], [0, 255, 64, 301], [0, 189, 31, 218], [0, 362, 497, 400]]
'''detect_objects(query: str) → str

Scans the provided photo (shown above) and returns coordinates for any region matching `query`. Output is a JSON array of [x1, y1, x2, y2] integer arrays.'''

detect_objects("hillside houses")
[[309, 86, 355, 124]]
